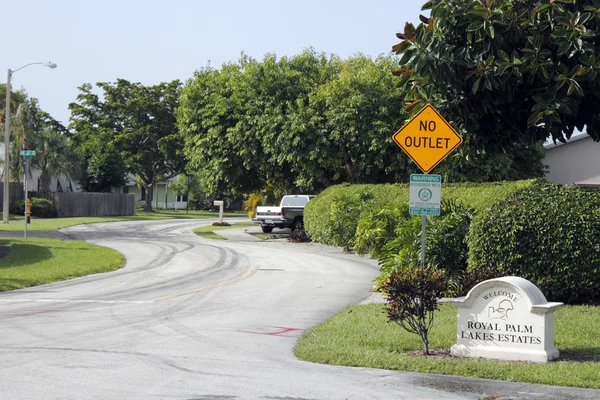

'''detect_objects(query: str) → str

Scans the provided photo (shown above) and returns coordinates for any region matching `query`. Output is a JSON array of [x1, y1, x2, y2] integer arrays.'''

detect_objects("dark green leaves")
[[394, 0, 600, 155], [177, 51, 410, 195]]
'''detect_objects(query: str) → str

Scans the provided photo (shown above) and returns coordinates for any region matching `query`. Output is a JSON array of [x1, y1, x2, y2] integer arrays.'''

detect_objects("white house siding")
[[120, 177, 188, 210], [28, 169, 79, 192], [544, 135, 600, 186]]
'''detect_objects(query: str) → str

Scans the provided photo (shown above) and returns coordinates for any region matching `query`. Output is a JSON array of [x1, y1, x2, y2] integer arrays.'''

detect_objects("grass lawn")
[[0, 238, 126, 291], [0, 210, 246, 231], [294, 303, 600, 389], [193, 221, 256, 240]]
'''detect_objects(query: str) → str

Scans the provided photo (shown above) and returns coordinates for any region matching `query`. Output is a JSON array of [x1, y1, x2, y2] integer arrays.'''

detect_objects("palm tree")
[[1, 85, 28, 184], [32, 127, 80, 193], [9, 102, 36, 184]]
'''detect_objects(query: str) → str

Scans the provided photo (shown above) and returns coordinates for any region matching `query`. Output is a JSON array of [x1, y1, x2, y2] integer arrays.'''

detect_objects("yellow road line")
[[153, 266, 259, 302]]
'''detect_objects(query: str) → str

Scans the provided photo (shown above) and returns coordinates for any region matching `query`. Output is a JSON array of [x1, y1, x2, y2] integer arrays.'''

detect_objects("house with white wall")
[[544, 134, 600, 187], [116, 175, 188, 210]]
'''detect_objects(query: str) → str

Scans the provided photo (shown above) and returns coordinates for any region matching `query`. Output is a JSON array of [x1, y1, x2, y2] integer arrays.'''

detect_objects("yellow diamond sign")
[[392, 104, 463, 174]]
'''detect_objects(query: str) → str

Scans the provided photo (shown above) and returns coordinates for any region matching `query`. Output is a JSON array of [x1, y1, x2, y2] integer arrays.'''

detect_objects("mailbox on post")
[[214, 200, 224, 224]]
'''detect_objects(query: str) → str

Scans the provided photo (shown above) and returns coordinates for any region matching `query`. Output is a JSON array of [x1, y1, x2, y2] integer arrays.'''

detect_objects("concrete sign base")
[[448, 276, 563, 363]]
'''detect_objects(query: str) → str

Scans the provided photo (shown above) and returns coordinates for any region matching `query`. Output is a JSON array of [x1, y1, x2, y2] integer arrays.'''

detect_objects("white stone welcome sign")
[[448, 276, 563, 362]]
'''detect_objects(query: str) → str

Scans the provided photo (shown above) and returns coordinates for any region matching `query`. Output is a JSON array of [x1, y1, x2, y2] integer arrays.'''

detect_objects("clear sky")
[[5, 0, 427, 126]]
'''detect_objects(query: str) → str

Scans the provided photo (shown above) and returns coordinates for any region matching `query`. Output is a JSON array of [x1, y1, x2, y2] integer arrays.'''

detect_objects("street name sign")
[[19, 150, 36, 156], [392, 104, 463, 174], [409, 174, 441, 216]]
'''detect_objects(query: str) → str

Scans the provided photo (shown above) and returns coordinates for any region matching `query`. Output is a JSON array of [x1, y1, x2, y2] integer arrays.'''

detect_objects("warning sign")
[[392, 104, 463, 174]]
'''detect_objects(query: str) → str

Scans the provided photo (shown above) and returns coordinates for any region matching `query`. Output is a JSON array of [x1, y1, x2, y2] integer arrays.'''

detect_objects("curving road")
[[0, 219, 598, 400]]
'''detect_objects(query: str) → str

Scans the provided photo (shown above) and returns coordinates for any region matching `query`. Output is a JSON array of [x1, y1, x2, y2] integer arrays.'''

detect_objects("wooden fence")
[[30, 192, 135, 217], [0, 182, 26, 210]]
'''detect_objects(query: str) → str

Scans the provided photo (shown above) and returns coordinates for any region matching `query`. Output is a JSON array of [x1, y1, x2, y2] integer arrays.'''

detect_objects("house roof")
[[574, 174, 600, 188], [544, 132, 590, 150]]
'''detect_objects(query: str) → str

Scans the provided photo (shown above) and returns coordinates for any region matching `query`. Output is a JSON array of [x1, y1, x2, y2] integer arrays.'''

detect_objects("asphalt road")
[[0, 219, 599, 400]]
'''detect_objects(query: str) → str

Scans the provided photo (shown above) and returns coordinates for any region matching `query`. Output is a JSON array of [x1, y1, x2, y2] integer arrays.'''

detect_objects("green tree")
[[177, 63, 264, 196], [178, 50, 413, 194], [392, 0, 600, 179], [32, 126, 79, 192], [69, 80, 185, 209], [168, 173, 204, 209], [8, 97, 77, 190], [308, 55, 413, 185], [1, 85, 30, 182], [238, 50, 341, 192]]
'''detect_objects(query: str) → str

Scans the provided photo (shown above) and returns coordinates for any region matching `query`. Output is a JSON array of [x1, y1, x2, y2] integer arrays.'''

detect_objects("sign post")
[[20, 150, 36, 239], [392, 104, 462, 269], [410, 174, 441, 268]]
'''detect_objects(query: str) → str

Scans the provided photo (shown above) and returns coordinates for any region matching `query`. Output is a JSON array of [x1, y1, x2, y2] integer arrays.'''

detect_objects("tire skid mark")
[[153, 265, 258, 301], [0, 238, 249, 352]]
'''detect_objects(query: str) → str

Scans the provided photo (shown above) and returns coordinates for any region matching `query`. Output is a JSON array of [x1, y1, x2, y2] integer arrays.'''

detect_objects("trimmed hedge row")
[[304, 179, 600, 304], [468, 181, 600, 304], [304, 180, 534, 249]]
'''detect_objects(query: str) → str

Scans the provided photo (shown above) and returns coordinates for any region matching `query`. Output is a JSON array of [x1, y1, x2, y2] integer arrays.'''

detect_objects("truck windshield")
[[281, 196, 312, 207]]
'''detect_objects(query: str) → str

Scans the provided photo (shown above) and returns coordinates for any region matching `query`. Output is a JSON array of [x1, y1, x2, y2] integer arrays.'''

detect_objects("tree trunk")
[[144, 184, 154, 212], [39, 171, 52, 193], [423, 336, 430, 355]]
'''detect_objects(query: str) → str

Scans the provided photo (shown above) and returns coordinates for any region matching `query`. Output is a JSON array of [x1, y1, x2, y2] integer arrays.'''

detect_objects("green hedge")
[[468, 181, 600, 304], [10, 198, 57, 218], [304, 180, 534, 249], [306, 179, 600, 304]]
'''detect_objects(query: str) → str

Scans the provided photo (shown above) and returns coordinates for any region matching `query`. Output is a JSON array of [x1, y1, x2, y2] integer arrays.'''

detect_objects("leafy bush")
[[448, 265, 502, 298], [426, 200, 474, 276], [9, 201, 24, 216], [371, 200, 474, 292], [372, 215, 422, 291], [243, 193, 262, 219], [328, 191, 374, 251], [354, 202, 410, 258], [10, 198, 57, 218], [382, 265, 449, 355], [468, 181, 600, 304], [305, 180, 534, 249], [305, 184, 405, 247]]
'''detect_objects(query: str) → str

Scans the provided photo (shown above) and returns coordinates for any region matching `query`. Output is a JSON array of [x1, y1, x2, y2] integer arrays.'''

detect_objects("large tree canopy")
[[393, 0, 600, 178], [177, 50, 414, 196], [69, 80, 185, 209]]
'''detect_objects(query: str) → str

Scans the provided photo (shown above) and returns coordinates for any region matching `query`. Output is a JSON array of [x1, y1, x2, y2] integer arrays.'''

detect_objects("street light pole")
[[3, 62, 56, 224], [3, 69, 12, 224]]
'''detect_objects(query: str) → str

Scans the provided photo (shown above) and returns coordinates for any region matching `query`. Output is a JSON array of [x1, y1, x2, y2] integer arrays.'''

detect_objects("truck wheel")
[[291, 218, 303, 232], [261, 226, 273, 233]]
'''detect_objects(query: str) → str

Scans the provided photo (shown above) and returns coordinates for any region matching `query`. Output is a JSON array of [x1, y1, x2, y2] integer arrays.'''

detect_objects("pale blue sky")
[[5, 1, 427, 125]]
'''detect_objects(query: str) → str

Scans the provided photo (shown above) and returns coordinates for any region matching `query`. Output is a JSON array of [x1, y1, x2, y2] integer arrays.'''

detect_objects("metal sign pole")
[[24, 157, 28, 239], [420, 215, 426, 270]]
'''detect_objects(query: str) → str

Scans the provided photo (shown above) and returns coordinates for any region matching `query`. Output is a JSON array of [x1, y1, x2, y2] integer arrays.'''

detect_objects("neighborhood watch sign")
[[449, 276, 563, 362]]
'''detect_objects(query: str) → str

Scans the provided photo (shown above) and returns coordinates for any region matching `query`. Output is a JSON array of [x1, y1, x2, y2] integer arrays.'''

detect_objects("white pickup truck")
[[252, 194, 315, 233]]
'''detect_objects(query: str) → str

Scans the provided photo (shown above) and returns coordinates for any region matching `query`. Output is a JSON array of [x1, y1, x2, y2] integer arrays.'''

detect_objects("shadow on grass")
[[558, 350, 600, 363], [0, 243, 53, 267]]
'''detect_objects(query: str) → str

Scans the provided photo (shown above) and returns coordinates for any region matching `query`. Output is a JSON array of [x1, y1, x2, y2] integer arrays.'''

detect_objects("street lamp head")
[[45, 62, 57, 69]]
